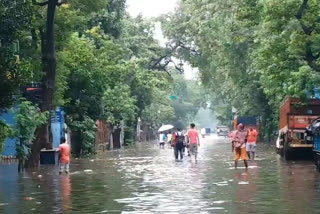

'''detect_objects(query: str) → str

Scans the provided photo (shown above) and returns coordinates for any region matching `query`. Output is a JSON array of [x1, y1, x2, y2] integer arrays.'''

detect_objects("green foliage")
[[141, 73, 204, 129], [12, 100, 48, 162], [0, 0, 33, 44], [0, 120, 10, 154], [0, 0, 34, 110], [170, 74, 205, 127], [142, 87, 175, 129], [67, 116, 97, 157], [162, 0, 320, 140], [88, 0, 126, 38], [1, 0, 204, 157]]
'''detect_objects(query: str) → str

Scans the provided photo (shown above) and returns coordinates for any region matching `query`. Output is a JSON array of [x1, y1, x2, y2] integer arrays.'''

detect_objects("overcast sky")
[[126, 0, 178, 46], [126, 0, 178, 17], [126, 0, 197, 80]]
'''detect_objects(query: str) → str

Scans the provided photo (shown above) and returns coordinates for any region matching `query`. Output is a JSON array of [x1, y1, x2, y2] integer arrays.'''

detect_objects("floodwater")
[[1, 135, 320, 214]]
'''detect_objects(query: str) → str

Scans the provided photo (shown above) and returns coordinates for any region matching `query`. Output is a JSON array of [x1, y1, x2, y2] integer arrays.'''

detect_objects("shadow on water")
[[0, 135, 320, 213]]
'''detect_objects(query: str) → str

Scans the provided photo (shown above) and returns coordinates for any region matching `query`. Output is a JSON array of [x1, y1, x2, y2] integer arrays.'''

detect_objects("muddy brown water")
[[0, 135, 320, 213]]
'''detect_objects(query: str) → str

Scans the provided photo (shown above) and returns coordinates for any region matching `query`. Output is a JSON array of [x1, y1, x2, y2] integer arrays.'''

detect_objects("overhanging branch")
[[296, 0, 312, 35], [147, 40, 199, 73], [32, 0, 48, 6], [296, 0, 308, 20], [56, 0, 67, 6]]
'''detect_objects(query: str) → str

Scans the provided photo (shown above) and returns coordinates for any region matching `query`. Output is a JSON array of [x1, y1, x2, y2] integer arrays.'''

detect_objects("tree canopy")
[[0, 0, 205, 159], [161, 0, 320, 139]]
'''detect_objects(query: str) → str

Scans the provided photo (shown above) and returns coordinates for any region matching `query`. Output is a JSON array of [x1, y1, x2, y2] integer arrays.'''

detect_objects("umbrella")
[[158, 124, 174, 132]]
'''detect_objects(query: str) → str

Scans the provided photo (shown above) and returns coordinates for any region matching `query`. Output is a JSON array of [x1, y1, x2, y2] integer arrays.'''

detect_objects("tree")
[[170, 74, 205, 127], [24, 0, 68, 167], [27, 0, 121, 164], [0, 0, 33, 110], [1, 0, 198, 159]]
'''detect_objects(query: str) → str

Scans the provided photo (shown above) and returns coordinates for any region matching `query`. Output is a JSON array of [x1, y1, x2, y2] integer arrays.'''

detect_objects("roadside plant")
[[0, 120, 11, 155], [12, 100, 48, 172], [67, 116, 97, 157]]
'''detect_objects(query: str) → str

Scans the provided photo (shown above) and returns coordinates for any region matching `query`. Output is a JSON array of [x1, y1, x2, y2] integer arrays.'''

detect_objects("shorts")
[[234, 147, 247, 160], [189, 144, 198, 155], [246, 143, 256, 152], [59, 163, 70, 173]]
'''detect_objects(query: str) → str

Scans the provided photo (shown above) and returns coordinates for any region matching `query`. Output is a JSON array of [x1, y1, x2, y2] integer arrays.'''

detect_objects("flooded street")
[[1, 135, 320, 213]]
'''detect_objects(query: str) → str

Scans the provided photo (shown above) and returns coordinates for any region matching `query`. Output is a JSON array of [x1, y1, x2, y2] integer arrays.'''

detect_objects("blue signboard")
[[51, 107, 65, 149]]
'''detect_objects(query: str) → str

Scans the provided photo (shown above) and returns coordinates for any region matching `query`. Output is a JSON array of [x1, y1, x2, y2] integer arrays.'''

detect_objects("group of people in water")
[[159, 123, 200, 161], [159, 123, 259, 168], [231, 123, 258, 168]]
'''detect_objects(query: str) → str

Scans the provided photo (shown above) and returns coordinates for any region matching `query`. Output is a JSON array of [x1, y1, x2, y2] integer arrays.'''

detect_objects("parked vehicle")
[[201, 128, 206, 138], [233, 116, 260, 132], [305, 117, 320, 171], [205, 128, 211, 135], [216, 126, 229, 137], [201, 128, 212, 138], [276, 97, 320, 160]]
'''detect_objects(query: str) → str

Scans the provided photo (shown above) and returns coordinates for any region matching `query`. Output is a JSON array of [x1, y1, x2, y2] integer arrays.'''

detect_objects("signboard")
[[289, 115, 320, 129]]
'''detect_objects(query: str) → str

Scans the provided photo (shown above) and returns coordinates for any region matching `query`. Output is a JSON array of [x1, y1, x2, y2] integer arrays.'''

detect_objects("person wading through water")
[[246, 128, 258, 160], [232, 123, 248, 169], [167, 131, 173, 149], [172, 128, 185, 161], [159, 132, 166, 148], [187, 123, 200, 161], [59, 137, 71, 174]]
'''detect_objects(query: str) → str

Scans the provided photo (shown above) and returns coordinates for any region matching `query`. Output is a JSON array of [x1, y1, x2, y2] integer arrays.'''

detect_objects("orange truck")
[[276, 97, 320, 160]]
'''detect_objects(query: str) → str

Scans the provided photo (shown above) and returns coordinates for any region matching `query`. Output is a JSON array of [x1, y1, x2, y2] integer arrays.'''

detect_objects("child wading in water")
[[59, 137, 71, 174]]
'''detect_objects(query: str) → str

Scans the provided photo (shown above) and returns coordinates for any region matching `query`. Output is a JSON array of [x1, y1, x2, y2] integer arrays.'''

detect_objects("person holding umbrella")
[[158, 125, 174, 149]]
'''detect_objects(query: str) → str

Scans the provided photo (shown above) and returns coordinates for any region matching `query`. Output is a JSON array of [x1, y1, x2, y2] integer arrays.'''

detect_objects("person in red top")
[[59, 137, 71, 174], [246, 128, 258, 160], [187, 123, 200, 160]]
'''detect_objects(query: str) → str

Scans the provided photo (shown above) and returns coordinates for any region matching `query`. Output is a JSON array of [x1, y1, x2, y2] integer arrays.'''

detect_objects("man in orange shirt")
[[59, 137, 71, 174], [246, 128, 258, 160], [187, 123, 200, 160]]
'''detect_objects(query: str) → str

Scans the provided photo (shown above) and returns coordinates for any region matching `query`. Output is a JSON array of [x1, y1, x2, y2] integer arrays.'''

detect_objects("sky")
[[126, 0, 197, 80], [126, 0, 178, 18]]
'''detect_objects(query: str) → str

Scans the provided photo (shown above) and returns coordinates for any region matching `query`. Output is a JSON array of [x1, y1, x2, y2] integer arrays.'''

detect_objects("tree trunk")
[[112, 128, 121, 149], [25, 0, 57, 168], [18, 141, 24, 172], [107, 124, 113, 150], [71, 131, 82, 158], [25, 125, 47, 168]]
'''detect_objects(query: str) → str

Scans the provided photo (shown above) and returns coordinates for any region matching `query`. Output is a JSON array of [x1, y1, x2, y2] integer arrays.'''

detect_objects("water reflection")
[[60, 176, 71, 212], [233, 166, 259, 213], [0, 136, 320, 213]]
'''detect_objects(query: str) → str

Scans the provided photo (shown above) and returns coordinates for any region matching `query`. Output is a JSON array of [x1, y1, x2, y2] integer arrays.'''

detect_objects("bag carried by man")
[[175, 132, 184, 149]]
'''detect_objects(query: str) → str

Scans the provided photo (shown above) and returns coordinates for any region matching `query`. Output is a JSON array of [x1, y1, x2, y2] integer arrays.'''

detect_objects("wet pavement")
[[1, 135, 320, 213]]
